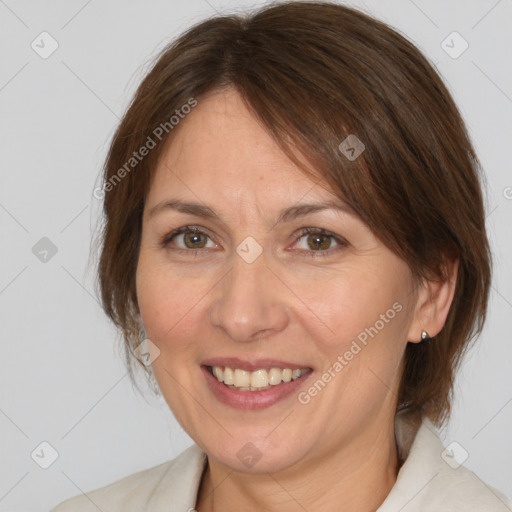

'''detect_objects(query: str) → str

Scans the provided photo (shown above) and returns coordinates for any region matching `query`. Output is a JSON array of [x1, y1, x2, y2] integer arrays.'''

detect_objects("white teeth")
[[282, 369, 292, 382], [234, 369, 250, 388], [268, 368, 283, 385], [223, 367, 234, 385], [250, 369, 268, 389], [213, 366, 224, 382], [209, 365, 310, 391]]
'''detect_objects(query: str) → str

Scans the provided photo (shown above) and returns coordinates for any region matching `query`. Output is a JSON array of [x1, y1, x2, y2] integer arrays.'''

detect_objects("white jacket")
[[49, 413, 511, 511]]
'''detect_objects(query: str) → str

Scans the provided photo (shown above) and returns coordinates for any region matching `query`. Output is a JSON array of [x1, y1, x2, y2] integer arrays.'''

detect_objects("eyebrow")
[[146, 198, 355, 224]]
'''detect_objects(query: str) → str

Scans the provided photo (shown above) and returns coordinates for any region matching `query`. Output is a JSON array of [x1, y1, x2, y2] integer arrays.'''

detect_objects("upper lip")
[[201, 357, 312, 372]]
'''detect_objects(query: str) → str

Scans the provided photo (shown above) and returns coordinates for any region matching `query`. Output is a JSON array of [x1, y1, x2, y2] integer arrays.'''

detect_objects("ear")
[[406, 257, 459, 343]]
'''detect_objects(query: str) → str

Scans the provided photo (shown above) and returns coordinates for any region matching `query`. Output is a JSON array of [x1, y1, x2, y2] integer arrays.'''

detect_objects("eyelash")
[[159, 225, 347, 258]]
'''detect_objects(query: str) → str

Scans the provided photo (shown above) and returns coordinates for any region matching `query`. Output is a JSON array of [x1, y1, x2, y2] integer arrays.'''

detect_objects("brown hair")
[[94, 0, 491, 426]]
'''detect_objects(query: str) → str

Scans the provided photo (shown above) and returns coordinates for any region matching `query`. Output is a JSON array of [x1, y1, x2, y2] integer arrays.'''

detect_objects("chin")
[[198, 430, 314, 474]]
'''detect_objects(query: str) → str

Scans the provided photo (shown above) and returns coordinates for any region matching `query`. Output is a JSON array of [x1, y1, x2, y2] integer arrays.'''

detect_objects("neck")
[[195, 417, 399, 512]]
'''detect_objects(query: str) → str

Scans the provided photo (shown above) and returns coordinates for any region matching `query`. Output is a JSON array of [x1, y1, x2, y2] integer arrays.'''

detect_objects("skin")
[[135, 87, 458, 512]]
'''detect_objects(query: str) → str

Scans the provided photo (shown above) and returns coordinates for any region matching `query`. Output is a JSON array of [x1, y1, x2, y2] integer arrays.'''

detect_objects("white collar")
[[71, 411, 508, 512]]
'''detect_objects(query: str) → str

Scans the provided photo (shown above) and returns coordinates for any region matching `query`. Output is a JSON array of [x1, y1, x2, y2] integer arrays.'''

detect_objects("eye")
[[293, 227, 346, 256], [160, 226, 218, 251]]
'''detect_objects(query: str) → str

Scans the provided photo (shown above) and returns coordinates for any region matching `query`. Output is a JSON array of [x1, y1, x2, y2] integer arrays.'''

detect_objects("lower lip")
[[201, 365, 313, 410]]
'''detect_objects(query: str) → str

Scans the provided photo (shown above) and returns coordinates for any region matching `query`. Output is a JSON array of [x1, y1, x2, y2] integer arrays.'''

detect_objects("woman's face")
[[136, 88, 422, 473]]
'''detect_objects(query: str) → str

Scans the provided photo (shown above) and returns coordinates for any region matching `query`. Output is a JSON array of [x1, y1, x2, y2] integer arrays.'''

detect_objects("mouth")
[[205, 365, 312, 391], [200, 357, 314, 409]]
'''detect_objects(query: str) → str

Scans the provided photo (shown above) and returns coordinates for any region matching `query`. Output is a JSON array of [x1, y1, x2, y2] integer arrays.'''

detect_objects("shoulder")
[[380, 415, 512, 512], [48, 443, 207, 512], [434, 467, 512, 511]]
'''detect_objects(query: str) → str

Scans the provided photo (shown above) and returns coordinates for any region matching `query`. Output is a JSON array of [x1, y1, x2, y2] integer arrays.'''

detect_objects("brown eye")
[[183, 231, 208, 248], [306, 233, 332, 251], [293, 228, 347, 258], [161, 226, 217, 251]]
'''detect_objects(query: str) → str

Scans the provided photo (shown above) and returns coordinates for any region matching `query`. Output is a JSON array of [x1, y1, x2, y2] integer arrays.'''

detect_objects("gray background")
[[1, 0, 511, 510]]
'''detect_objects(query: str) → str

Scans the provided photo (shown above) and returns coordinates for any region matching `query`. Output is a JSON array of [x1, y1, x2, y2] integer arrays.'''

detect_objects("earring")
[[421, 330, 430, 341]]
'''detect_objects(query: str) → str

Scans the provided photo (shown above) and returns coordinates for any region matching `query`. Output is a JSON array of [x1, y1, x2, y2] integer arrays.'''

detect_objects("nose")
[[209, 250, 289, 343]]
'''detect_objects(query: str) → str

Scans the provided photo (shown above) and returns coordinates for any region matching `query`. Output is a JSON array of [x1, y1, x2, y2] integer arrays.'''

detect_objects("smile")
[[207, 365, 312, 391]]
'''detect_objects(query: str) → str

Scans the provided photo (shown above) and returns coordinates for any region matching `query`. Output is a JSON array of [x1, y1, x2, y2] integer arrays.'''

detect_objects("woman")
[[51, 1, 511, 510]]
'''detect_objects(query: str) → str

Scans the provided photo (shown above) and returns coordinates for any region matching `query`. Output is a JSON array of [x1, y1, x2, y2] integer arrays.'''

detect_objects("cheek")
[[301, 278, 409, 424], [136, 258, 208, 408], [293, 270, 381, 342], [297, 263, 410, 363], [135, 254, 207, 352]]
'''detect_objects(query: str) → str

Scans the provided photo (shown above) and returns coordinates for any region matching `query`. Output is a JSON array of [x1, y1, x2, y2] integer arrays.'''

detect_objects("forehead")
[[147, 88, 333, 207]]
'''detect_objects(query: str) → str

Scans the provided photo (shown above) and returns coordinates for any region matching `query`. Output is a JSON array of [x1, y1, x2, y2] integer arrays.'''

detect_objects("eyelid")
[[160, 225, 348, 256], [160, 225, 219, 250], [290, 227, 348, 255]]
